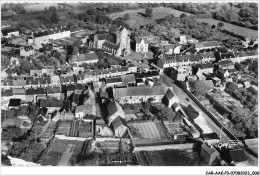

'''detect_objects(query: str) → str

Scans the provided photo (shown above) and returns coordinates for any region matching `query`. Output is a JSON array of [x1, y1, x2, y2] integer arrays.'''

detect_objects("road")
[[160, 74, 230, 143]]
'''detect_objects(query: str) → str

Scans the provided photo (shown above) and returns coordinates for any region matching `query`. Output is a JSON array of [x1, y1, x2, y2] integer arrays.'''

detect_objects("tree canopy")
[[145, 8, 153, 17], [189, 80, 211, 97]]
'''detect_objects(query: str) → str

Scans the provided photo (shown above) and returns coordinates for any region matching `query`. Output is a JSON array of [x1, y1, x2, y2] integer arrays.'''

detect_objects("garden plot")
[[129, 121, 172, 146], [39, 139, 84, 166]]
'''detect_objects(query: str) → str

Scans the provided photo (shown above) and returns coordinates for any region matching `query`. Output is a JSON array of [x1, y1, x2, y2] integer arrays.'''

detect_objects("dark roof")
[[229, 149, 247, 163], [26, 77, 51, 85], [217, 67, 225, 74], [184, 104, 199, 119], [66, 84, 76, 92], [106, 77, 122, 84], [103, 41, 115, 50], [5, 68, 15, 75], [117, 26, 125, 32], [164, 89, 176, 100], [35, 88, 45, 95], [228, 69, 237, 73], [72, 93, 80, 104], [202, 132, 220, 140], [38, 107, 48, 117], [39, 98, 64, 107], [113, 43, 120, 50], [136, 37, 148, 44], [219, 59, 234, 66], [1, 27, 19, 36], [75, 84, 84, 90], [25, 88, 35, 95], [53, 86, 62, 93], [96, 33, 116, 44], [201, 143, 218, 156], [220, 52, 235, 59], [9, 99, 21, 107], [2, 79, 13, 86], [110, 116, 127, 130], [2, 89, 13, 97]]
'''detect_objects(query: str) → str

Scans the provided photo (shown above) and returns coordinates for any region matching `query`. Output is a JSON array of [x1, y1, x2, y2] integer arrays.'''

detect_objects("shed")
[[200, 143, 220, 165]]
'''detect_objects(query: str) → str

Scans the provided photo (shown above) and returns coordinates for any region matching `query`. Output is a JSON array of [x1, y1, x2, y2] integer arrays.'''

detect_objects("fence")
[[178, 83, 238, 141]]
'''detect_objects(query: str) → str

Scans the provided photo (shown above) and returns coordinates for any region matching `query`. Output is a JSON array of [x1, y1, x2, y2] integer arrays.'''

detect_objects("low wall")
[[55, 135, 91, 141], [180, 85, 238, 141], [134, 143, 196, 152]]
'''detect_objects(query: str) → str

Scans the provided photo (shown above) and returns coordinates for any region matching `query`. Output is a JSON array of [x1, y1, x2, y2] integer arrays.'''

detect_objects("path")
[[57, 144, 76, 166], [37, 121, 51, 138]]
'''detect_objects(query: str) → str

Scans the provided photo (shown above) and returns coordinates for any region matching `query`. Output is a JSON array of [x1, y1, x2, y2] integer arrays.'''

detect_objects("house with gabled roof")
[[12, 79, 26, 88], [231, 50, 258, 63], [37, 107, 48, 123], [105, 77, 123, 88], [200, 143, 220, 165], [228, 148, 248, 166], [1, 27, 19, 38], [107, 100, 125, 126], [218, 59, 234, 69], [135, 37, 148, 53], [194, 41, 220, 51], [113, 85, 170, 104], [110, 116, 128, 137], [70, 52, 99, 65], [12, 88, 26, 101], [8, 99, 21, 109], [162, 89, 179, 108]]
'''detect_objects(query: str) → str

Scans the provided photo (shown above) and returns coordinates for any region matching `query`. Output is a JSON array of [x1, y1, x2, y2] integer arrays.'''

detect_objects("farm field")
[[109, 7, 192, 28], [136, 149, 208, 166], [195, 18, 258, 39], [23, 3, 62, 12]]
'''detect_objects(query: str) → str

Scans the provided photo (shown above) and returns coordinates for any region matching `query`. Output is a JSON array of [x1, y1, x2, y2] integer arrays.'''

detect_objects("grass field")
[[195, 18, 258, 39], [109, 7, 192, 28], [23, 3, 62, 12], [131, 121, 168, 139]]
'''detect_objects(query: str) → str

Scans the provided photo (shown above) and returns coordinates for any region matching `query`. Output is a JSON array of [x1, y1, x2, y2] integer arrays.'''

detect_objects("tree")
[[224, 9, 238, 23], [123, 13, 130, 21], [217, 22, 224, 30], [51, 11, 59, 23], [244, 21, 252, 27], [189, 80, 211, 97], [145, 8, 153, 17], [72, 47, 79, 55], [221, 5, 228, 11], [180, 13, 188, 18], [20, 9, 26, 14], [20, 61, 35, 73], [1, 126, 23, 141], [49, 6, 57, 12]]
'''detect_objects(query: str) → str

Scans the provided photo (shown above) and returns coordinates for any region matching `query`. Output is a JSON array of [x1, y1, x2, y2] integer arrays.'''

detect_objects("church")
[[90, 26, 131, 57]]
